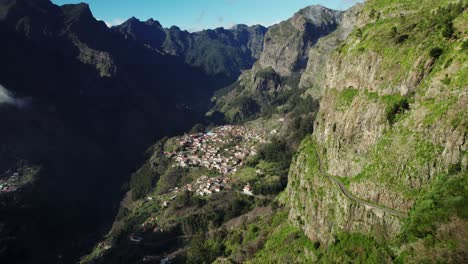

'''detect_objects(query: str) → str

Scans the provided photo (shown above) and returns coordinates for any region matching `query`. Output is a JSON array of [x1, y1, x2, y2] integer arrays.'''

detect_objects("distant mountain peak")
[[124, 16, 140, 23], [61, 2, 96, 24], [295, 4, 342, 26], [169, 25, 182, 31], [145, 18, 162, 28], [61, 2, 92, 16]]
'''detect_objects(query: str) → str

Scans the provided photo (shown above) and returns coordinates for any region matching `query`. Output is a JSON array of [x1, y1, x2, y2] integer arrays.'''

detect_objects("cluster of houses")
[[0, 172, 20, 195], [192, 175, 231, 196], [0, 167, 37, 195], [165, 125, 267, 175]]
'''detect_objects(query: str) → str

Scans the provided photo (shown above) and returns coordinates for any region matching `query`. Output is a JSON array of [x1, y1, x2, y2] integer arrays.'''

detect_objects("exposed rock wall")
[[299, 4, 363, 97], [258, 5, 342, 77], [287, 138, 402, 245], [286, 0, 467, 244]]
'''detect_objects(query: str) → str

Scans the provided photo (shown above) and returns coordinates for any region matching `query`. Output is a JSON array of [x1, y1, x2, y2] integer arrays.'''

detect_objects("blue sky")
[[51, 0, 362, 31]]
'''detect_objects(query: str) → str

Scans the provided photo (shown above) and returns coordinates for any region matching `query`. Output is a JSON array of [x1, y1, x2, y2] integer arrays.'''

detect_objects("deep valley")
[[0, 0, 466, 263]]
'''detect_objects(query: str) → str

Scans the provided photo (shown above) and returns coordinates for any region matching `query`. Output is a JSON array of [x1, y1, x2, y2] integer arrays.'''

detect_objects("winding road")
[[311, 137, 407, 218]]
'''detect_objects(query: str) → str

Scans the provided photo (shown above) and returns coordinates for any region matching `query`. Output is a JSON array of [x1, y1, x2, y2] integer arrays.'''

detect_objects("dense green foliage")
[[255, 66, 278, 79], [246, 212, 317, 263], [186, 232, 226, 264], [319, 232, 392, 263], [400, 173, 467, 241], [429, 47, 443, 59], [381, 95, 410, 124], [183, 210, 318, 263], [129, 140, 171, 200], [190, 123, 206, 134], [228, 95, 261, 124]]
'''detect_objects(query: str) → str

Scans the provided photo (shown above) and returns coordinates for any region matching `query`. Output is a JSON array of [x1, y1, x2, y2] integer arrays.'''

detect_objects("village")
[[158, 125, 270, 203], [0, 167, 35, 195], [0, 175, 19, 195], [133, 173, 255, 244], [164, 125, 273, 175], [128, 125, 274, 244]]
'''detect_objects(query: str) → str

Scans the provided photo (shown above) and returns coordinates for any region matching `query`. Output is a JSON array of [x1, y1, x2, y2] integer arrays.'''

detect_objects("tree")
[[190, 123, 205, 134], [441, 22, 454, 38], [429, 47, 443, 59]]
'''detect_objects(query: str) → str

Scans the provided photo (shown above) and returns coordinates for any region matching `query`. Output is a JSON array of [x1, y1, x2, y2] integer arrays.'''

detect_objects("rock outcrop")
[[258, 5, 342, 77], [287, 138, 402, 245]]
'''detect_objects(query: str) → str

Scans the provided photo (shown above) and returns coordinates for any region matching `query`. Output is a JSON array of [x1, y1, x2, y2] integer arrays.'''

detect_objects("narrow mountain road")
[[311, 137, 407, 218]]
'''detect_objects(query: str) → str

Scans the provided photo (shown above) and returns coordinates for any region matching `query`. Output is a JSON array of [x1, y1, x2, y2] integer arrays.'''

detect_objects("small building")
[[243, 184, 253, 196]]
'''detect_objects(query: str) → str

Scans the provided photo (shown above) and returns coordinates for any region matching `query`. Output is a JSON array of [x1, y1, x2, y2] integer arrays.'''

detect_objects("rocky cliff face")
[[299, 4, 363, 98], [286, 0, 467, 247], [287, 138, 402, 245], [258, 5, 342, 77], [210, 5, 352, 123]]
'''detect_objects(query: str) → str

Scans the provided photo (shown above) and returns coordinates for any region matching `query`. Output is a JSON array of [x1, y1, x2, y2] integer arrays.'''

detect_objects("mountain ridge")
[[113, 16, 268, 78], [0, 0, 466, 263], [0, 0, 255, 262]]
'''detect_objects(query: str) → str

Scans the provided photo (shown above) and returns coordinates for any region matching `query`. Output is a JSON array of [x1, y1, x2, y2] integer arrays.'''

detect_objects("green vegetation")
[[319, 232, 392, 263], [190, 123, 205, 133], [342, 0, 466, 92], [247, 212, 317, 263], [84, 1, 468, 263], [129, 162, 155, 199], [186, 232, 226, 264], [255, 66, 277, 80], [421, 97, 457, 126], [400, 173, 467, 242], [129, 139, 173, 199], [336, 88, 359, 110], [268, 20, 297, 41], [429, 47, 443, 59], [185, 210, 318, 263], [351, 128, 444, 199], [396, 172, 467, 263], [381, 94, 410, 124], [226, 95, 260, 123]]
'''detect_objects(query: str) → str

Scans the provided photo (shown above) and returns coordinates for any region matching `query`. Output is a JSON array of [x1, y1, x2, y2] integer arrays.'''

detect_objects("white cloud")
[[0, 84, 29, 108], [101, 18, 126, 28]]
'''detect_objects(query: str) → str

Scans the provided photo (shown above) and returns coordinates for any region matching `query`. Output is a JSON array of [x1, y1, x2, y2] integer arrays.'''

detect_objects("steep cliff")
[[287, 0, 467, 261], [258, 5, 342, 77], [210, 5, 359, 123], [299, 4, 363, 98]]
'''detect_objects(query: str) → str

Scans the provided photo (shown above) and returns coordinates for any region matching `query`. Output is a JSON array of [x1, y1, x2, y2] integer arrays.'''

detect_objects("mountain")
[[208, 5, 356, 123], [113, 18, 267, 78], [1, 0, 466, 263], [0, 0, 250, 263], [80, 0, 466, 263], [286, 0, 467, 262]]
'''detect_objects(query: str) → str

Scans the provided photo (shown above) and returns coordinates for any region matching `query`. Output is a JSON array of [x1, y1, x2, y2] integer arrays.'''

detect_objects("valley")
[[0, 0, 466, 263]]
